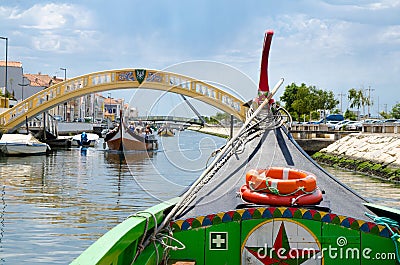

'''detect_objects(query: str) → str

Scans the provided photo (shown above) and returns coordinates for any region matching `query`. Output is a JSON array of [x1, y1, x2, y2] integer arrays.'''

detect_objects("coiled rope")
[[365, 212, 400, 263]]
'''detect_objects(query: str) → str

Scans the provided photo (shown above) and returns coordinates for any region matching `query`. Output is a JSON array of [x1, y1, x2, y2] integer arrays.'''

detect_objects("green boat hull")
[[71, 198, 180, 265], [169, 206, 399, 264], [71, 199, 399, 265]]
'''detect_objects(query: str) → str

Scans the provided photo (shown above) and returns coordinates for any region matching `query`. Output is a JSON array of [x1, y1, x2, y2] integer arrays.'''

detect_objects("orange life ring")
[[245, 167, 317, 194], [240, 184, 323, 206]]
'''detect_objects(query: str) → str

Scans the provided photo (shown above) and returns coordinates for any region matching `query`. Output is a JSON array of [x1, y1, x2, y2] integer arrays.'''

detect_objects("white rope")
[[130, 211, 158, 265], [137, 78, 284, 258]]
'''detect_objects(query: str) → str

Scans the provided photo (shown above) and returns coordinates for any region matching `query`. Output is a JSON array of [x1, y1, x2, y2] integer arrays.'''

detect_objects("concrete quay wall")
[[320, 133, 400, 168], [314, 133, 400, 182]]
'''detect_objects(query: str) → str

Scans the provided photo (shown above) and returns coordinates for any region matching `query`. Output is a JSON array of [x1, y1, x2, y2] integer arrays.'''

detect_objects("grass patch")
[[312, 152, 399, 183]]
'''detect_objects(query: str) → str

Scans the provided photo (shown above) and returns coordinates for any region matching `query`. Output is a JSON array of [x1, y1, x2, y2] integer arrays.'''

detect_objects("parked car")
[[334, 120, 351, 130], [346, 121, 363, 131], [326, 121, 340, 130], [326, 114, 345, 122], [379, 119, 398, 123], [362, 119, 380, 124]]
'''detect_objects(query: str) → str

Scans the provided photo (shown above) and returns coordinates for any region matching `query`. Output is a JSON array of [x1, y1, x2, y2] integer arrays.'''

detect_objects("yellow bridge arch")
[[0, 69, 247, 132]]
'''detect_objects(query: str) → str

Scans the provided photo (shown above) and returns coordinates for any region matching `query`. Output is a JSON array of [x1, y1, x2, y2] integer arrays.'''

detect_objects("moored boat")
[[71, 132, 99, 147], [71, 31, 400, 265], [0, 133, 50, 155], [105, 120, 158, 151], [158, 125, 175, 137]]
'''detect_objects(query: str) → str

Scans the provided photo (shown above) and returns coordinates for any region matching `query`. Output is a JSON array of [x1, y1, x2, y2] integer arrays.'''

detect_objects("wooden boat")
[[0, 133, 50, 155], [71, 31, 400, 265], [158, 125, 175, 137], [105, 120, 158, 151]]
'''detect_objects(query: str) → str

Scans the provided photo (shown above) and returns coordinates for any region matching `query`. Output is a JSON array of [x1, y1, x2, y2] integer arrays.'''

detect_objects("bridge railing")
[[1, 69, 247, 132], [131, 115, 203, 124]]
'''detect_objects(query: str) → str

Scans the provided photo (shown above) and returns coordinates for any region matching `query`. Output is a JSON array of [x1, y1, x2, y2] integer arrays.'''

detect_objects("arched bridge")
[[131, 116, 204, 125], [0, 69, 248, 132]]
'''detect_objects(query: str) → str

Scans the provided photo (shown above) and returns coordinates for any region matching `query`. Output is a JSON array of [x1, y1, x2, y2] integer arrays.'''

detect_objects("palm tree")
[[348, 88, 363, 119]]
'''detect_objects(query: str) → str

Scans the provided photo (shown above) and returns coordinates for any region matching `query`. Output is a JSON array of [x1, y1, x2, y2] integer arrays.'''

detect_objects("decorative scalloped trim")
[[170, 207, 398, 238]]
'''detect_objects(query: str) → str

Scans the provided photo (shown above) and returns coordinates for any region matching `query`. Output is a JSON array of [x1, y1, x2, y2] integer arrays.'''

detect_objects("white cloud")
[[1, 3, 98, 53], [380, 25, 400, 44], [8, 3, 92, 30], [365, 0, 400, 10]]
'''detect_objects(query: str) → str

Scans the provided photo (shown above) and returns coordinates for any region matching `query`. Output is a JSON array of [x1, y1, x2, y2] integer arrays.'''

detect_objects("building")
[[1, 60, 136, 122], [24, 73, 64, 99], [0, 61, 23, 108]]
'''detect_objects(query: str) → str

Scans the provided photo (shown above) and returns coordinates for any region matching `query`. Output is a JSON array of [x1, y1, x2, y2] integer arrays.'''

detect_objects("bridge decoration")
[[0, 69, 248, 132]]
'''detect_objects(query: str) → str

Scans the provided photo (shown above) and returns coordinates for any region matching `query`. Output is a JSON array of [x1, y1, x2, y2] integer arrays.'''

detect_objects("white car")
[[326, 121, 340, 130], [362, 119, 380, 124], [346, 121, 363, 130], [334, 120, 350, 130]]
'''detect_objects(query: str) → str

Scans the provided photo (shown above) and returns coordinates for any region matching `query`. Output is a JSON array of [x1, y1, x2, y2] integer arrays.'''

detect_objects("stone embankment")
[[187, 125, 239, 138], [313, 133, 400, 182]]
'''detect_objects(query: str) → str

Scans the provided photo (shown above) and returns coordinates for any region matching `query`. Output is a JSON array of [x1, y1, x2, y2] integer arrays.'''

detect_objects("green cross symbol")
[[210, 232, 228, 250]]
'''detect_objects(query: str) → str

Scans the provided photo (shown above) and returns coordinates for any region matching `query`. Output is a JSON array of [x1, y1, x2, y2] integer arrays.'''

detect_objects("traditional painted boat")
[[105, 121, 158, 151], [71, 31, 400, 265], [71, 132, 99, 147], [158, 125, 175, 137], [0, 133, 50, 155]]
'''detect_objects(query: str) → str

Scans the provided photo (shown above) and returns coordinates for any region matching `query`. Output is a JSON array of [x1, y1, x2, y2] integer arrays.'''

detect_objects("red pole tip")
[[266, 30, 274, 35]]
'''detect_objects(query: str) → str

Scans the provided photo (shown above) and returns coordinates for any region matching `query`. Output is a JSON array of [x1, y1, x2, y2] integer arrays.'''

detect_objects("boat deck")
[[177, 126, 370, 221]]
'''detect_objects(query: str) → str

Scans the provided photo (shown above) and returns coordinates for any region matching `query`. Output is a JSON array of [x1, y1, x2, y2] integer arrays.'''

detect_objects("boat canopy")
[[0, 133, 42, 144]]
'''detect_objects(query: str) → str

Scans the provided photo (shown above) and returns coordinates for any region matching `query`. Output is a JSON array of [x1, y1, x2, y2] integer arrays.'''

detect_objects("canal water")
[[0, 130, 399, 264]]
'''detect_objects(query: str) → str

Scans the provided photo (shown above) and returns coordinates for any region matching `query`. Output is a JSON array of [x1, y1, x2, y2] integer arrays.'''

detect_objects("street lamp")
[[107, 92, 111, 121], [18, 76, 28, 101], [60, 67, 68, 120], [60, 67, 67, 81], [0, 36, 8, 108]]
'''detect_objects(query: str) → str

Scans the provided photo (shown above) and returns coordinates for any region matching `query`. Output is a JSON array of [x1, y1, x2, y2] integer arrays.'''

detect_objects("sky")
[[1, 0, 399, 117]]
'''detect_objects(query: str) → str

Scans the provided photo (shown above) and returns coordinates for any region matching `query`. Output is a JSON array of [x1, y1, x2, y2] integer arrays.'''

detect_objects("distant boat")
[[105, 122, 158, 151], [71, 132, 99, 147], [0, 133, 50, 155], [157, 126, 174, 137], [44, 136, 72, 148]]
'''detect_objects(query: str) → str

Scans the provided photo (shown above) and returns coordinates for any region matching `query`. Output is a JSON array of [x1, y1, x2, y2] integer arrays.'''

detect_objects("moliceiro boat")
[[158, 125, 175, 137], [105, 118, 158, 151], [71, 31, 400, 265]]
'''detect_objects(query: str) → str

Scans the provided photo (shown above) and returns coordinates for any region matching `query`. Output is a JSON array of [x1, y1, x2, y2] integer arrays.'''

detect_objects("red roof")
[[0, 61, 22, 67], [24, 73, 64, 87]]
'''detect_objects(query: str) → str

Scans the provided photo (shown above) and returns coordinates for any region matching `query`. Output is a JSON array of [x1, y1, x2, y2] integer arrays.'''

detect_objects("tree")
[[391, 103, 400, 119], [348, 88, 365, 119], [344, 109, 357, 120], [380, 111, 391, 119], [312, 88, 339, 120], [280, 82, 300, 114], [280, 83, 339, 121]]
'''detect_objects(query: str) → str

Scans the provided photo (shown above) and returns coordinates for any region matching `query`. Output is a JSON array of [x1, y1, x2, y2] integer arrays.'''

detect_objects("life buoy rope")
[[239, 185, 323, 206], [241, 167, 323, 206], [246, 167, 317, 196]]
